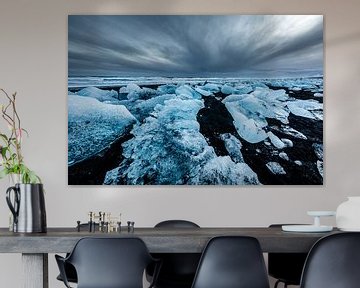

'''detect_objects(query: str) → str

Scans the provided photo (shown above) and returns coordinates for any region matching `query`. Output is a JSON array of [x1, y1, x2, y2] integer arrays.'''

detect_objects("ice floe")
[[76, 86, 119, 103], [287, 99, 323, 119], [220, 133, 244, 163], [105, 97, 258, 185], [266, 162, 286, 175], [312, 143, 323, 160], [68, 95, 136, 165], [279, 152, 289, 161], [317, 160, 324, 177], [268, 132, 285, 149]]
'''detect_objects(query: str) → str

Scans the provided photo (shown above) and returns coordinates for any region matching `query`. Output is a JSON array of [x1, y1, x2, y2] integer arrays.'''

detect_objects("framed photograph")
[[68, 15, 323, 185]]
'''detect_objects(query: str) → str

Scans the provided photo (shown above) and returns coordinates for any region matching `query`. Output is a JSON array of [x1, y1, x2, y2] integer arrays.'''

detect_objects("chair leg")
[[274, 280, 289, 288]]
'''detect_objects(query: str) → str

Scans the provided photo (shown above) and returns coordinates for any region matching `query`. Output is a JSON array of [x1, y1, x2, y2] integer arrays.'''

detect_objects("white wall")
[[0, 0, 360, 287]]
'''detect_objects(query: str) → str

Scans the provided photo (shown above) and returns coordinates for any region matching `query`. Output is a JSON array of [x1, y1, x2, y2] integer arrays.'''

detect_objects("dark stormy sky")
[[68, 15, 323, 78]]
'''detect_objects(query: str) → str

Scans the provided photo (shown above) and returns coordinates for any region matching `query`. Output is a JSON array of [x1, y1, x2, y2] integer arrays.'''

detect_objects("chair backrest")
[[67, 237, 154, 288], [155, 220, 200, 228], [191, 236, 269, 288], [151, 220, 201, 286], [300, 232, 360, 288]]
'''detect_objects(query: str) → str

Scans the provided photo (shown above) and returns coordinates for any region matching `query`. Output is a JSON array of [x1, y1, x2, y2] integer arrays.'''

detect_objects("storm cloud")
[[68, 15, 323, 77]]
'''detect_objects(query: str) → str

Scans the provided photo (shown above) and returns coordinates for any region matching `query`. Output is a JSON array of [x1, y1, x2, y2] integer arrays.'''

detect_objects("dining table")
[[0, 226, 339, 288]]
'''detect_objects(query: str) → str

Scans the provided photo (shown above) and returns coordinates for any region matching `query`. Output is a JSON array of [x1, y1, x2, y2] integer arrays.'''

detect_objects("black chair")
[[268, 224, 308, 288], [300, 232, 360, 288], [56, 223, 99, 284], [55, 237, 160, 288], [147, 220, 201, 288], [191, 236, 270, 288]]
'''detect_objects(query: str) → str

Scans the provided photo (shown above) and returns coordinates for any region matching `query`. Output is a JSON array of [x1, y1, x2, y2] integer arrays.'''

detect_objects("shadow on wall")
[[327, 31, 360, 46]]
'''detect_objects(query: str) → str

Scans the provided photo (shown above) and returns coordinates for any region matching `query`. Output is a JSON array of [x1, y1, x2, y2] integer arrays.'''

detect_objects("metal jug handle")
[[6, 186, 20, 224]]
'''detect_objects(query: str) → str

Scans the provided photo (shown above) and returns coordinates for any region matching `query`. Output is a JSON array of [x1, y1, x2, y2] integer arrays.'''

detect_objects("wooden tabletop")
[[0, 227, 339, 254]]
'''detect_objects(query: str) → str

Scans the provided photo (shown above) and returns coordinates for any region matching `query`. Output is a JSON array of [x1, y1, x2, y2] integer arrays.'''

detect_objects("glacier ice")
[[157, 84, 177, 94], [267, 132, 285, 149], [68, 95, 136, 165], [69, 76, 323, 185], [287, 99, 323, 119], [105, 97, 259, 185], [131, 94, 175, 121], [233, 85, 253, 95], [317, 160, 324, 177], [224, 100, 268, 143], [195, 86, 212, 96], [222, 87, 290, 143], [279, 126, 308, 140], [119, 83, 159, 101], [281, 138, 293, 148], [175, 85, 201, 99], [294, 160, 302, 166], [119, 83, 141, 94], [76, 86, 119, 103], [189, 156, 260, 185], [220, 133, 244, 163], [221, 84, 235, 95], [201, 83, 220, 93], [266, 162, 286, 175], [312, 143, 323, 160], [279, 152, 289, 161]]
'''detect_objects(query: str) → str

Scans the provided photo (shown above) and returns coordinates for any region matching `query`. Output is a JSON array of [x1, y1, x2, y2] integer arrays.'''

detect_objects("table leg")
[[22, 253, 48, 288]]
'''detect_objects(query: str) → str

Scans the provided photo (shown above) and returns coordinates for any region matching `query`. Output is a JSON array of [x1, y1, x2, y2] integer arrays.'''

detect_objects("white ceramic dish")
[[307, 211, 336, 217], [282, 225, 333, 233]]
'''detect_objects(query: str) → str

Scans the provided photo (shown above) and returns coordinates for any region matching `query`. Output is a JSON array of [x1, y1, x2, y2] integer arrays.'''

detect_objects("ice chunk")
[[220, 133, 244, 163], [131, 94, 176, 121], [76, 86, 119, 102], [314, 92, 323, 97], [294, 160, 302, 166], [280, 126, 308, 140], [312, 143, 323, 160], [119, 83, 141, 94], [105, 98, 214, 184], [291, 87, 302, 91], [233, 85, 253, 95], [104, 94, 260, 185], [175, 85, 201, 99], [128, 87, 158, 101], [287, 99, 323, 119], [312, 110, 323, 121], [268, 132, 285, 149], [222, 94, 249, 103], [279, 152, 289, 161], [157, 84, 176, 94], [195, 87, 212, 96], [223, 87, 292, 143], [221, 84, 235, 95], [189, 156, 260, 185], [201, 83, 220, 93], [224, 100, 268, 143], [68, 95, 136, 165], [317, 160, 324, 177], [281, 138, 293, 148], [266, 162, 286, 175], [252, 87, 288, 102]]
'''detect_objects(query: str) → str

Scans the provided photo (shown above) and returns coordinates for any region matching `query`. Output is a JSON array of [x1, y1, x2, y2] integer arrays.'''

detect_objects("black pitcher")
[[6, 183, 47, 233]]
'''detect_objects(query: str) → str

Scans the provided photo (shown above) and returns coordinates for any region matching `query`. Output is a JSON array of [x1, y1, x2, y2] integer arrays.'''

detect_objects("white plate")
[[307, 211, 336, 217], [282, 225, 333, 232]]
